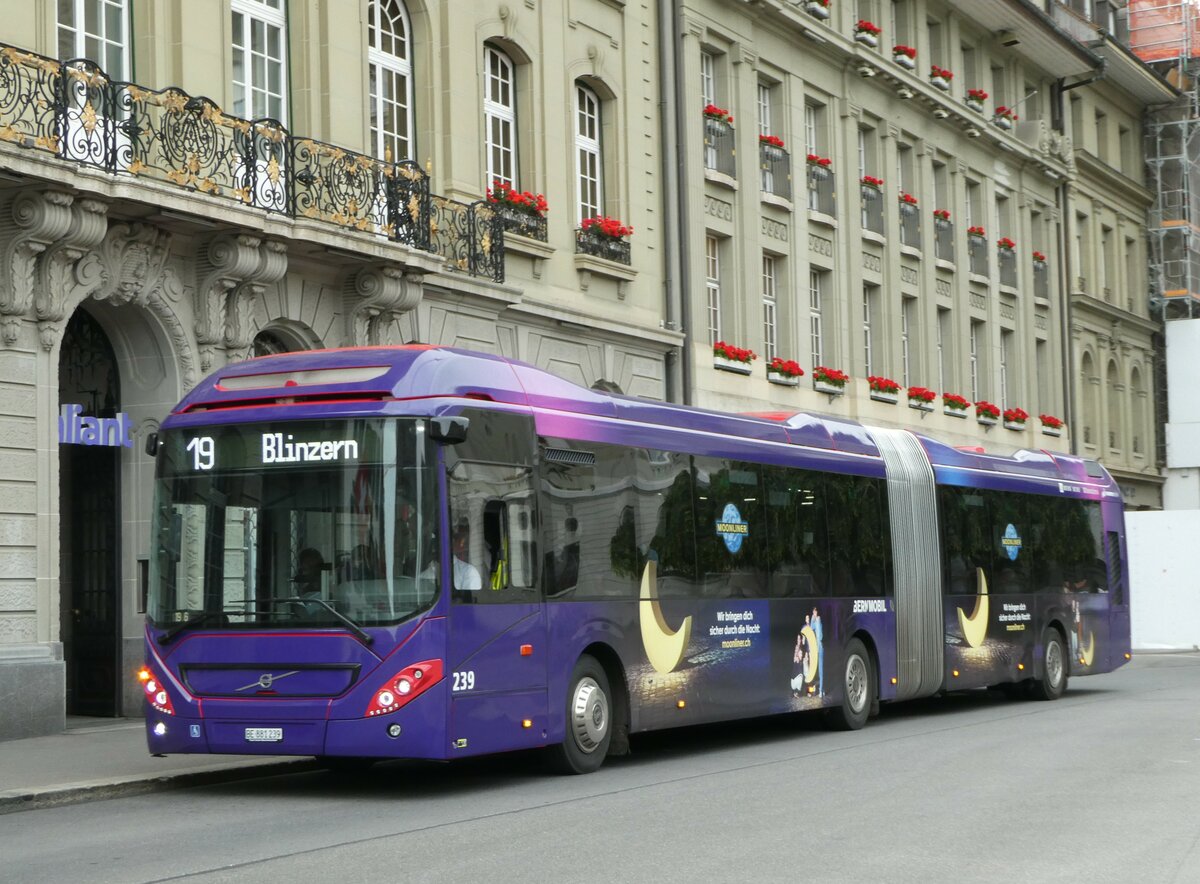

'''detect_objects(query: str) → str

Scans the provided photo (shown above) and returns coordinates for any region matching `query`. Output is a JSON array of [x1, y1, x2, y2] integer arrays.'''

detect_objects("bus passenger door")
[[445, 461, 547, 756]]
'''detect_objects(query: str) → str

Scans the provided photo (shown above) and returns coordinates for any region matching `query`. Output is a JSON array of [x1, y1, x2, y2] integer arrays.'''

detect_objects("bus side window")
[[448, 462, 538, 604]]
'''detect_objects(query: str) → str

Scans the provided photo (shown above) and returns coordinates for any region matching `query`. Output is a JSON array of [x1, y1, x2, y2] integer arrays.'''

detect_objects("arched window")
[[368, 0, 414, 162], [483, 44, 518, 188], [1081, 352, 1097, 447], [1106, 360, 1121, 452], [1131, 366, 1145, 456], [575, 83, 602, 223]]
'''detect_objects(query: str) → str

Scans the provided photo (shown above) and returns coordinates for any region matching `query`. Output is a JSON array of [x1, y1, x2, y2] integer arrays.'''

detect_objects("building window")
[[862, 284, 876, 376], [706, 236, 722, 347], [575, 84, 603, 223], [901, 297, 915, 387], [484, 44, 518, 189], [937, 307, 950, 393], [810, 269, 825, 368], [58, 0, 129, 76], [232, 0, 288, 123], [701, 51, 716, 108], [762, 254, 779, 361], [969, 320, 982, 402], [368, 0, 414, 162], [1000, 330, 1012, 407]]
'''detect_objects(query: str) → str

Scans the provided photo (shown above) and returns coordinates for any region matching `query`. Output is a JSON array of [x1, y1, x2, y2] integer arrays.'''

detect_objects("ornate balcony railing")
[[496, 208, 549, 242], [759, 143, 791, 200], [575, 229, 632, 265], [703, 118, 736, 178], [807, 167, 836, 215], [934, 219, 955, 262], [0, 42, 503, 281]]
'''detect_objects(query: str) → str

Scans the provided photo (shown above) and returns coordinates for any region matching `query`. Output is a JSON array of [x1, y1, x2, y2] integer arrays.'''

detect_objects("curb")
[[0, 758, 317, 815]]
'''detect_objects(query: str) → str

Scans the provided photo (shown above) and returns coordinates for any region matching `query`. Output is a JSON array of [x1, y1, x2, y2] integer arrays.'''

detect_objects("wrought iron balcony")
[[899, 201, 922, 250], [0, 42, 503, 282], [759, 142, 791, 201], [576, 229, 632, 265], [934, 219, 955, 262], [998, 248, 1018, 288], [806, 166, 835, 215], [703, 117, 736, 178], [968, 234, 989, 277], [496, 208, 549, 242], [860, 183, 885, 235]]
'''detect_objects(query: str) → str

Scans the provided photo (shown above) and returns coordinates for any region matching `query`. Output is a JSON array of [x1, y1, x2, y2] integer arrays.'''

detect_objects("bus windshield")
[[148, 418, 439, 632]]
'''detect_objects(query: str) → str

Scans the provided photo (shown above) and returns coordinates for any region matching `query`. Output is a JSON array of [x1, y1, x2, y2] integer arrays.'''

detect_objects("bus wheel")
[[1031, 627, 1068, 701], [550, 655, 612, 775], [827, 638, 873, 731]]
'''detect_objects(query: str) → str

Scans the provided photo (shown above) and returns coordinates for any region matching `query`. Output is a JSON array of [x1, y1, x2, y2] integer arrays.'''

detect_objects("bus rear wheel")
[[1031, 627, 1068, 701], [550, 654, 612, 775], [826, 638, 873, 731]]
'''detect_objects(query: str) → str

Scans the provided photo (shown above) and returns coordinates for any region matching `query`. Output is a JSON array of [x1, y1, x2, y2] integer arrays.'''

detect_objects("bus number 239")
[[452, 671, 475, 692]]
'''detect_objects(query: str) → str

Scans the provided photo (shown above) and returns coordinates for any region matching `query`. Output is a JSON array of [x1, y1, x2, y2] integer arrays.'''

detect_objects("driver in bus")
[[451, 519, 483, 590]]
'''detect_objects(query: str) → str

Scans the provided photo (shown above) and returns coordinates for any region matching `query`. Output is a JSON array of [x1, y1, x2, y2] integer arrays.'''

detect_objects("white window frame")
[[969, 320, 981, 402], [901, 297, 914, 387], [57, 0, 130, 78], [809, 269, 824, 368], [575, 84, 603, 224], [862, 285, 875, 377], [762, 254, 778, 361], [758, 82, 774, 193], [1000, 330, 1012, 407], [706, 236, 722, 347], [232, 0, 289, 124], [368, 0, 415, 163], [701, 52, 716, 108], [484, 44, 518, 189], [936, 307, 949, 393]]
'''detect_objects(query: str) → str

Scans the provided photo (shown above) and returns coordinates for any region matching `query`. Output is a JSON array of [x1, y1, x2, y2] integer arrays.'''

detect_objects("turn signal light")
[[365, 659, 443, 717], [1017, 663, 1025, 671], [1125, 653, 1132, 660], [141, 666, 175, 715]]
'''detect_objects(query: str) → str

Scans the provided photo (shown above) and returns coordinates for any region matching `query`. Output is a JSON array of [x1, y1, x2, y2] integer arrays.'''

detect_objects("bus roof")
[[167, 345, 1113, 491]]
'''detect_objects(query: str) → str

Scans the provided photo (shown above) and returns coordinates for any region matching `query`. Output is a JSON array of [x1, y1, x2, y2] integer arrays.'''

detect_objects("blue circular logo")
[[716, 503, 749, 554], [1002, 523, 1023, 561]]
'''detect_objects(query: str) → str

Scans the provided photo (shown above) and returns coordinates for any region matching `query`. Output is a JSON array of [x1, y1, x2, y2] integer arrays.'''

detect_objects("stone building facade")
[[0, 0, 1169, 738]]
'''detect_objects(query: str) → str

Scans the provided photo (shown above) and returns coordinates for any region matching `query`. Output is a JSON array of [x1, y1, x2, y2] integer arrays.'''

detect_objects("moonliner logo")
[[261, 433, 359, 464]]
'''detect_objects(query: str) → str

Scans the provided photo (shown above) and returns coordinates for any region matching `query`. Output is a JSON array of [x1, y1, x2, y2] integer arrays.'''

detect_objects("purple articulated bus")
[[141, 346, 1130, 773]]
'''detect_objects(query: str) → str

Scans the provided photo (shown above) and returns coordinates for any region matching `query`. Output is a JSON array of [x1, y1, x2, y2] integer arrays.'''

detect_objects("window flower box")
[[868, 375, 900, 403], [967, 225, 986, 240], [933, 208, 951, 230], [854, 20, 881, 48], [899, 192, 918, 217], [929, 65, 953, 91], [806, 153, 832, 182], [861, 174, 884, 200], [1039, 413, 1063, 437], [907, 385, 937, 412], [759, 133, 786, 161], [713, 341, 757, 375], [805, 0, 831, 21], [997, 236, 1016, 252], [1033, 250, 1048, 272], [892, 45, 917, 70], [813, 365, 849, 395], [767, 357, 804, 386], [976, 400, 1000, 426], [487, 181, 550, 241], [966, 88, 988, 113], [1003, 407, 1029, 431], [994, 106, 1018, 131], [943, 393, 970, 418], [577, 216, 633, 264]]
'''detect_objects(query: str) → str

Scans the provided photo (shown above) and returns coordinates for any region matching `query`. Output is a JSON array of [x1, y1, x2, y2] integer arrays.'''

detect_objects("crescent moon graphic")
[[638, 560, 693, 674], [956, 567, 990, 649], [1080, 631, 1095, 667], [801, 624, 819, 684]]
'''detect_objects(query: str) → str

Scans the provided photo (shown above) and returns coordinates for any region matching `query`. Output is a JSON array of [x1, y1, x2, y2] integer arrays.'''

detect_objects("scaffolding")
[[1132, 0, 1200, 318]]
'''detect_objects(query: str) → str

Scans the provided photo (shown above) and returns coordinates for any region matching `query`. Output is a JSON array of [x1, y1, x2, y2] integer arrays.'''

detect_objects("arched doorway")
[[58, 307, 123, 717]]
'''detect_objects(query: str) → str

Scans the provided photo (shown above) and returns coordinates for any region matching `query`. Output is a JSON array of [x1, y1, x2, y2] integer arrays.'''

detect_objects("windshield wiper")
[[158, 611, 226, 645], [276, 597, 374, 646]]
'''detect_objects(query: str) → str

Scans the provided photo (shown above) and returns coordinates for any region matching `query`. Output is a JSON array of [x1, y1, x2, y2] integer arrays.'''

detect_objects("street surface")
[[3, 654, 1198, 883]]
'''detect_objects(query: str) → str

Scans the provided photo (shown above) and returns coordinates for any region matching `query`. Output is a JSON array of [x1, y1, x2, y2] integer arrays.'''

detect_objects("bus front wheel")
[[826, 638, 873, 731], [1031, 627, 1068, 701], [550, 655, 612, 775]]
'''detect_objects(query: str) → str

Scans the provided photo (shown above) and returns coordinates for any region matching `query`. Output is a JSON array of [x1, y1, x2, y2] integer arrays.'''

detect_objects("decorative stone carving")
[[0, 190, 77, 344], [345, 264, 424, 346], [194, 234, 288, 370], [33, 197, 109, 350]]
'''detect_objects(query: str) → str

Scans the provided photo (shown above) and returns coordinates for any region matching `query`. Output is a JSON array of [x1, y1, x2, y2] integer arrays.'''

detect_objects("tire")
[[1030, 627, 1068, 701], [549, 655, 612, 775], [826, 638, 873, 731]]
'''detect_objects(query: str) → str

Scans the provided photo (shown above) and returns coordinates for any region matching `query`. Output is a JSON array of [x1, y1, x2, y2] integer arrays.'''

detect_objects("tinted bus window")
[[764, 467, 830, 598], [447, 461, 537, 603], [692, 457, 767, 599], [941, 486, 992, 595], [990, 492, 1032, 594], [637, 449, 697, 597], [828, 475, 891, 597]]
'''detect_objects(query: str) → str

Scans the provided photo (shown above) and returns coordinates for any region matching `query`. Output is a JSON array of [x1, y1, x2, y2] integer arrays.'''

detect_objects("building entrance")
[[58, 308, 122, 717]]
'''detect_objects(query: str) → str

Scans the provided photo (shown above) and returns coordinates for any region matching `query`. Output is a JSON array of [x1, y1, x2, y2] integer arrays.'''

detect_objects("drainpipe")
[[660, 0, 693, 405]]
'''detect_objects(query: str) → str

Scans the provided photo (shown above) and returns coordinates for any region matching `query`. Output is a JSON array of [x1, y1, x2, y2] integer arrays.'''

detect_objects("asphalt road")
[[3, 654, 1198, 883]]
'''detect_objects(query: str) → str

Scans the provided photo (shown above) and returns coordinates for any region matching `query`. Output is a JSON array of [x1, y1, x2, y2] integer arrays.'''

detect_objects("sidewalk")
[[0, 717, 313, 815]]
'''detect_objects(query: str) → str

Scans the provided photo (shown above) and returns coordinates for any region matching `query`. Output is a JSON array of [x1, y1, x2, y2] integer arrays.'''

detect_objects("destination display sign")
[[162, 421, 392, 475]]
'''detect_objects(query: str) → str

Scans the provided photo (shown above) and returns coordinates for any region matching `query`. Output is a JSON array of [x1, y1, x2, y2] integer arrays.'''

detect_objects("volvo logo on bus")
[[237, 670, 298, 692]]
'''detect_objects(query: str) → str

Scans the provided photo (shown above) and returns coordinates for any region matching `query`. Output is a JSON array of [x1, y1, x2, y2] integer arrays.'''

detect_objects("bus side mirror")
[[429, 416, 470, 444], [145, 432, 161, 457]]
